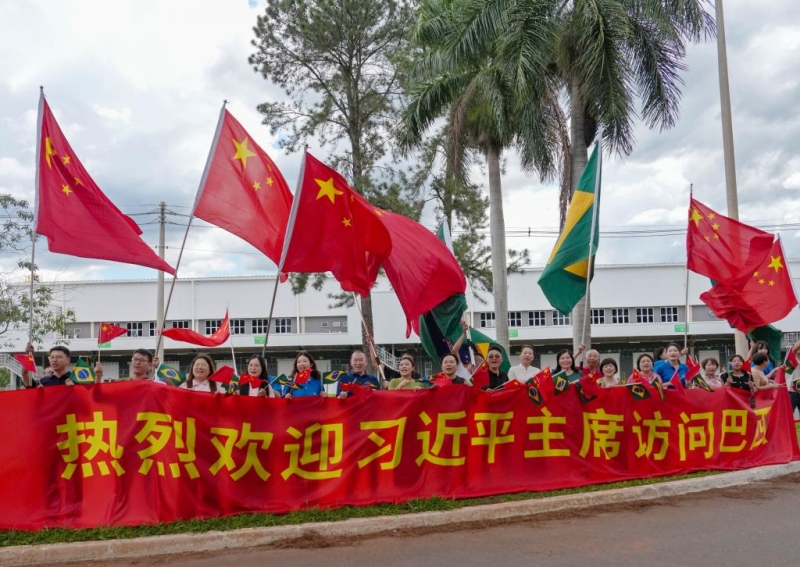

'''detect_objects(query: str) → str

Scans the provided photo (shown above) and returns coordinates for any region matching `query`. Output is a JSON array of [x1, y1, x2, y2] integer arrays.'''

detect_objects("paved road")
[[86, 475, 800, 567]]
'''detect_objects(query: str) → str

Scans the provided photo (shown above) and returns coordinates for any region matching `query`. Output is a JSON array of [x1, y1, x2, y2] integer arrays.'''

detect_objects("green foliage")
[[0, 195, 76, 347], [0, 368, 9, 389]]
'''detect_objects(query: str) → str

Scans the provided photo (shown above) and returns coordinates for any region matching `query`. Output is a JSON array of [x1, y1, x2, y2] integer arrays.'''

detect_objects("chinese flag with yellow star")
[[279, 152, 391, 295], [35, 94, 175, 274], [193, 108, 292, 264], [97, 322, 128, 344], [686, 197, 773, 287], [701, 236, 798, 332]]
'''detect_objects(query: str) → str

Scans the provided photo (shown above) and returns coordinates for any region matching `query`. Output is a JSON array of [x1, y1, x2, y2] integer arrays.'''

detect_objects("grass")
[[0, 471, 720, 548]]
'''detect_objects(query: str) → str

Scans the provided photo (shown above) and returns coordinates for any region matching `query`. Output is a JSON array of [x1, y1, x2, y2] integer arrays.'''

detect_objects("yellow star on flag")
[[62, 155, 70, 165], [753, 271, 759, 277], [714, 233, 720, 240], [758, 278, 765, 285], [45, 137, 57, 169], [252, 181, 261, 191], [266, 177, 274, 186], [374, 208, 385, 217], [690, 208, 703, 227], [232, 137, 257, 168], [712, 223, 719, 231], [74, 177, 83, 186], [769, 280, 776, 286], [768, 255, 784, 272], [315, 177, 343, 204], [708, 213, 716, 219], [102, 325, 109, 331], [61, 184, 72, 196], [342, 217, 352, 228], [704, 236, 711, 242]]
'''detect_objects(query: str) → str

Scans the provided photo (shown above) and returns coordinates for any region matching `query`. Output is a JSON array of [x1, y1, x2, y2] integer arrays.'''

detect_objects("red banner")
[[2, 382, 797, 531]]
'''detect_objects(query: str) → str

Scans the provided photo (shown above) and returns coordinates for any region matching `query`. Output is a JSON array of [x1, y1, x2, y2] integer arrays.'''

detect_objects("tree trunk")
[[569, 77, 591, 354], [486, 143, 509, 352]]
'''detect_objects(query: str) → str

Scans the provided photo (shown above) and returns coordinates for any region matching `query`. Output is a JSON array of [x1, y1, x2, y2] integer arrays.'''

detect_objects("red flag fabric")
[[470, 362, 490, 389], [578, 372, 601, 399], [685, 356, 702, 382], [35, 95, 175, 274], [14, 353, 38, 374], [161, 312, 230, 347], [208, 365, 236, 385], [97, 323, 128, 344], [362, 206, 466, 336], [238, 373, 260, 387], [294, 368, 311, 385], [280, 153, 392, 296], [686, 197, 773, 288], [532, 367, 555, 400], [669, 370, 685, 394], [774, 367, 787, 386], [629, 369, 656, 397], [193, 109, 293, 264], [701, 237, 798, 332]]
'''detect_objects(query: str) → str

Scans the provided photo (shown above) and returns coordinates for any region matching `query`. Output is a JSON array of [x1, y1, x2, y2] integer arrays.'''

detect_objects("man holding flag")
[[21, 345, 76, 387]]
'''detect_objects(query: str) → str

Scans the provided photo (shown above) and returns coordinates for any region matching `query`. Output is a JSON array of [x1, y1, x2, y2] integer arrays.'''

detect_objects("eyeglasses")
[[48, 355, 68, 361], [131, 358, 150, 364]]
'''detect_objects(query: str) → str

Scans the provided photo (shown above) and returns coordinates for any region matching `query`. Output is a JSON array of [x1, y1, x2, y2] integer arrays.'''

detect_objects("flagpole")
[[684, 183, 693, 350], [156, 100, 227, 356], [262, 146, 308, 357], [579, 139, 603, 350], [29, 87, 46, 349], [226, 306, 238, 376], [352, 292, 386, 389]]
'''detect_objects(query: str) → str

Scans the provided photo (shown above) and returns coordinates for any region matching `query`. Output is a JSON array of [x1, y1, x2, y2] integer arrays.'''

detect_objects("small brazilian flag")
[[72, 358, 95, 384], [625, 383, 651, 401], [691, 375, 714, 393], [652, 378, 667, 401], [552, 370, 570, 395], [323, 370, 346, 384], [574, 381, 597, 404], [274, 374, 302, 390], [226, 373, 241, 395], [528, 384, 544, 406], [157, 364, 185, 386]]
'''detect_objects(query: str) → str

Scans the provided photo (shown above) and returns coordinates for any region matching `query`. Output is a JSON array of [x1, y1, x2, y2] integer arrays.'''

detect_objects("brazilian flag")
[[691, 375, 714, 393], [552, 370, 570, 395], [538, 142, 602, 313], [157, 364, 185, 387], [625, 383, 651, 401], [528, 385, 544, 406], [274, 374, 301, 390], [72, 358, 95, 384], [323, 370, 346, 384]]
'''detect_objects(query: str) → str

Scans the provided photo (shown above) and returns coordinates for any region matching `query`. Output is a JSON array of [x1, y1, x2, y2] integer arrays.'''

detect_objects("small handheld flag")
[[470, 362, 490, 389], [552, 370, 570, 395], [274, 374, 302, 390], [157, 364, 185, 386], [209, 365, 236, 385], [295, 368, 311, 385], [784, 349, 799, 374], [98, 323, 128, 344], [14, 353, 38, 374], [72, 358, 95, 384], [625, 383, 652, 401], [323, 370, 346, 384]]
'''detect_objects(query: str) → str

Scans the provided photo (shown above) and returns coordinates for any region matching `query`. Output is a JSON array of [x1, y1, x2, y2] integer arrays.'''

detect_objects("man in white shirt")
[[508, 345, 540, 383]]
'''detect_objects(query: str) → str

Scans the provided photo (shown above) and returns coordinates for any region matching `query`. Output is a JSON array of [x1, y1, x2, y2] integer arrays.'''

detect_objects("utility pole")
[[157, 201, 166, 362], [714, 0, 748, 356]]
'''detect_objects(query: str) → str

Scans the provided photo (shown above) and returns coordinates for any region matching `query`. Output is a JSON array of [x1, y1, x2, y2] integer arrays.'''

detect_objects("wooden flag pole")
[[352, 292, 386, 389]]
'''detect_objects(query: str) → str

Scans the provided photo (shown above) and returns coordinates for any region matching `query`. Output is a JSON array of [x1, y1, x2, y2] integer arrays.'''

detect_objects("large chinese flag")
[[193, 108, 292, 264], [356, 197, 466, 336], [701, 237, 798, 332], [161, 311, 231, 347], [686, 197, 773, 287], [35, 94, 175, 274], [279, 153, 391, 295]]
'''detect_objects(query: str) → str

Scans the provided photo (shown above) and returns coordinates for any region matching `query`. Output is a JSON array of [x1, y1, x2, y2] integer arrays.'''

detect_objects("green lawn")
[[0, 471, 718, 548]]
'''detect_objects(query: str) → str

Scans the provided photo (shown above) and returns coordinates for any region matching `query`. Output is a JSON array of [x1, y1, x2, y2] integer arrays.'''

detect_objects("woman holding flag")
[[180, 355, 223, 393], [275, 352, 323, 398], [627, 353, 658, 384], [431, 353, 468, 386], [653, 343, 688, 385], [240, 355, 275, 397], [553, 349, 581, 384]]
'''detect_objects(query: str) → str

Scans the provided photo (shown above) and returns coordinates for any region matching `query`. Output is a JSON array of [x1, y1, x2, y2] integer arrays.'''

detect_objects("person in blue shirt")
[[653, 342, 688, 385], [274, 351, 322, 398], [336, 350, 380, 398], [747, 340, 775, 374]]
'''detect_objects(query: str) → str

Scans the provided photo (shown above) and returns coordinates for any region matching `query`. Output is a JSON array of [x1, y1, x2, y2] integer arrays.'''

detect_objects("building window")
[[479, 312, 496, 328], [508, 311, 521, 327], [230, 319, 246, 335], [611, 308, 629, 324], [321, 321, 329, 328], [205, 320, 222, 335], [171, 320, 190, 329], [252, 319, 268, 334], [590, 309, 605, 325], [553, 310, 571, 326], [149, 321, 157, 337], [636, 307, 654, 324], [275, 318, 293, 334], [125, 322, 143, 337], [661, 307, 679, 323], [529, 310, 546, 327]]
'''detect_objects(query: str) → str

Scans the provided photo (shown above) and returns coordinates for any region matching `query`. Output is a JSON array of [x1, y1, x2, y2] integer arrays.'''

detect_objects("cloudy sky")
[[0, 0, 798, 286]]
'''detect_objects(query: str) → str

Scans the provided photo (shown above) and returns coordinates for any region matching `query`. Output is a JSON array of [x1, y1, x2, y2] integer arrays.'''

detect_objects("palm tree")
[[442, 0, 714, 350], [401, 0, 568, 351]]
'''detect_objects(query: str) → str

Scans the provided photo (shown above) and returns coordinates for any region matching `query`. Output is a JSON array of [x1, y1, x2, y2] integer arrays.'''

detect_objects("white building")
[[3, 261, 800, 384]]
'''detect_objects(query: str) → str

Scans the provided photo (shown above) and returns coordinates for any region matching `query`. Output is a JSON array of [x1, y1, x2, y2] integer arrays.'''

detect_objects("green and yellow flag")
[[72, 358, 96, 384], [157, 364, 185, 387], [538, 143, 602, 314]]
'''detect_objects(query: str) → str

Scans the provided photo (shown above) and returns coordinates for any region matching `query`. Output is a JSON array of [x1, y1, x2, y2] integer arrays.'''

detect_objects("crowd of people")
[[19, 334, 800, 413]]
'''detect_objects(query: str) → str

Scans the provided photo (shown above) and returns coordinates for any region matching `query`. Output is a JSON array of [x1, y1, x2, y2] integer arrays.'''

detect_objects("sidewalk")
[[5, 461, 800, 566]]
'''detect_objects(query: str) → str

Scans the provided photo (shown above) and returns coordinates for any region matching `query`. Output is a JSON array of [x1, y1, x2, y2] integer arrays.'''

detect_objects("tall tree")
[[438, 0, 713, 350], [0, 194, 75, 347], [401, 0, 567, 350], [249, 0, 418, 360]]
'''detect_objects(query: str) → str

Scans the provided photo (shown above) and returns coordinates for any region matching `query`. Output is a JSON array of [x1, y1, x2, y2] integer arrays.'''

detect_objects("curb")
[[5, 461, 800, 566]]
